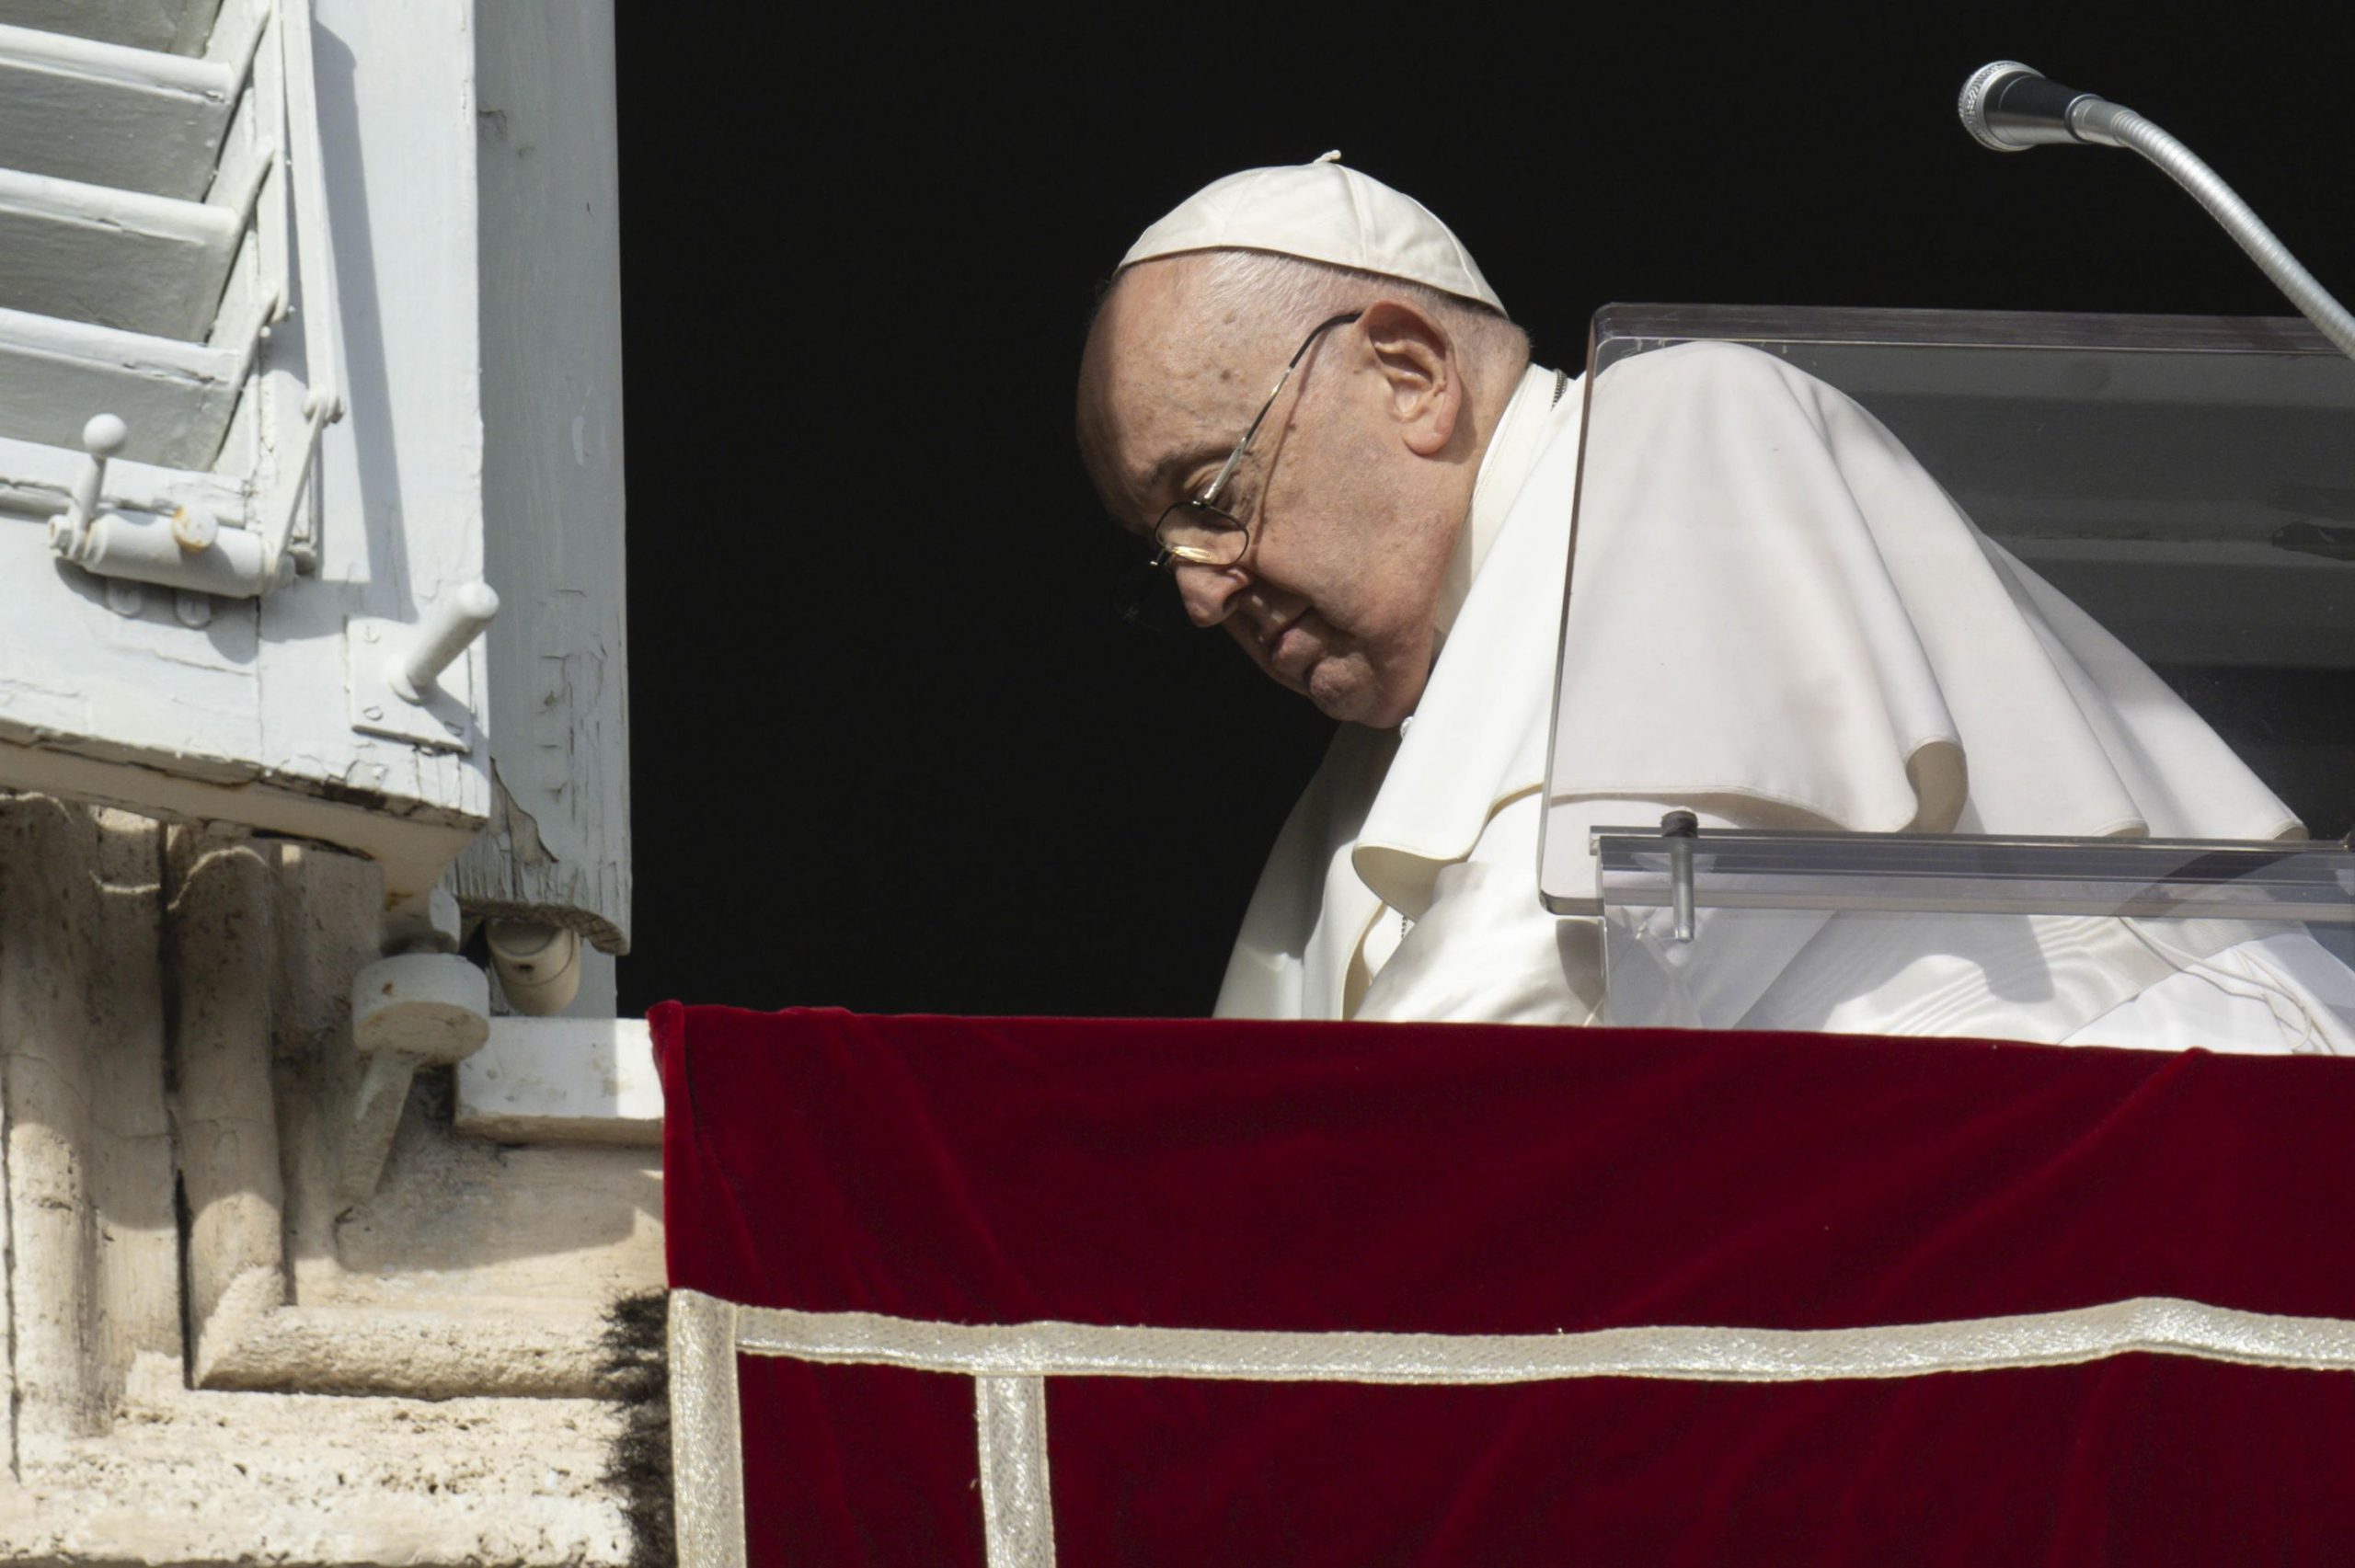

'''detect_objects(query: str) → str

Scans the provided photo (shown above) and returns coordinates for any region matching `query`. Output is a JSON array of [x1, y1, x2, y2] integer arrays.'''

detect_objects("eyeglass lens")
[[1156, 499, 1248, 567]]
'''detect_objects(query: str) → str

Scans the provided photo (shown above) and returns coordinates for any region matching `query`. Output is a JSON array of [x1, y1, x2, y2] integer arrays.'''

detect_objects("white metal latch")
[[346, 582, 500, 752], [47, 415, 291, 601]]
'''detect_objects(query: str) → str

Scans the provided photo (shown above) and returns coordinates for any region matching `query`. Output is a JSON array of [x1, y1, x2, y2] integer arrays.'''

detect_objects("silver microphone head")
[[1959, 61, 2043, 152]]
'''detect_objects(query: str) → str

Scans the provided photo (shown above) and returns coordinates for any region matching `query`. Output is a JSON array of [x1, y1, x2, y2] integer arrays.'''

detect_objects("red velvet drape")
[[656, 1005, 2355, 1565]]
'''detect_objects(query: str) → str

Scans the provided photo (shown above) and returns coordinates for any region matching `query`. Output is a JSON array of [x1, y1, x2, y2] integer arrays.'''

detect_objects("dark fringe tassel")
[[602, 1290, 674, 1568]]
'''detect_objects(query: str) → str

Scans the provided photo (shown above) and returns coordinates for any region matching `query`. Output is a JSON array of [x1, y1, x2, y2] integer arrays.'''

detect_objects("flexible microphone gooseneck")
[[1958, 61, 2355, 361]]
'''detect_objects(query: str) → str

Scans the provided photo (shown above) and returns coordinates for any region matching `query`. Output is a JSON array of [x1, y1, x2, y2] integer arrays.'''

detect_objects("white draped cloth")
[[1214, 342, 2355, 1054]]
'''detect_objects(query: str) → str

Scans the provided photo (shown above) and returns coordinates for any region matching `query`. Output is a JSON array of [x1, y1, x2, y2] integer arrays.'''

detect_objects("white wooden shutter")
[[0, 0, 630, 943]]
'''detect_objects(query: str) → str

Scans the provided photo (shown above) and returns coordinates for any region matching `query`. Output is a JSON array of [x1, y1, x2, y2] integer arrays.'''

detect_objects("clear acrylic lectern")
[[1538, 307, 2355, 1036]]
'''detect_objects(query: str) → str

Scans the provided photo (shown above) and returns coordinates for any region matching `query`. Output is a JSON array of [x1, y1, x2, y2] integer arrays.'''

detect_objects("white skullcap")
[[1119, 151, 1506, 315]]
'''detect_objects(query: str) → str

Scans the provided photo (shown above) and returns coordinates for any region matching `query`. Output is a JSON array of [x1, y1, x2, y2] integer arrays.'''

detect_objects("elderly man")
[[1078, 155, 2355, 1051]]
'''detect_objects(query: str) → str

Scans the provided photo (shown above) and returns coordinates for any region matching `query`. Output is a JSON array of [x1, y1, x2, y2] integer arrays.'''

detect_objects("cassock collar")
[[1352, 361, 1582, 921], [1433, 361, 1570, 643]]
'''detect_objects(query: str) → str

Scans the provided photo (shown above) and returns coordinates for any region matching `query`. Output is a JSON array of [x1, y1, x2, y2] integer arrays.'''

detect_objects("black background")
[[611, 12, 2355, 1019]]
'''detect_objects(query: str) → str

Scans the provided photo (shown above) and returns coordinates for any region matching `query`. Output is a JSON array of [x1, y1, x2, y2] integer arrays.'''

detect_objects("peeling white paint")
[[450, 0, 628, 950]]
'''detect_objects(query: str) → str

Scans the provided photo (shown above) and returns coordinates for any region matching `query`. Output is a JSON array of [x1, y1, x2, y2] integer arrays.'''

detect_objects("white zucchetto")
[[1119, 152, 1507, 315]]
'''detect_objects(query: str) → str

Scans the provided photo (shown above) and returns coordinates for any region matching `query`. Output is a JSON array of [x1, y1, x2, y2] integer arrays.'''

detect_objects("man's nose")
[[1174, 561, 1247, 628]]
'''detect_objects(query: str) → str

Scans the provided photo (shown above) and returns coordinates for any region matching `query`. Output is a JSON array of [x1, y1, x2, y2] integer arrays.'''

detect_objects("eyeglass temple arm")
[[1202, 310, 1365, 505]]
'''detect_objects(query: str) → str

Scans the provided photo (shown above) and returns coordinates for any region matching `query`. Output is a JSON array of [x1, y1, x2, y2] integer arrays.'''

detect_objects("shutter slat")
[[0, 0, 222, 57], [0, 23, 238, 200]]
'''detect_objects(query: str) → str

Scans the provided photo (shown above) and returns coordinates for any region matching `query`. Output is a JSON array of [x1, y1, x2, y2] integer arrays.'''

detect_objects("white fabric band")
[[725, 1293, 2355, 1385], [977, 1375, 1057, 1568], [670, 1289, 2355, 1566], [668, 1290, 748, 1568]]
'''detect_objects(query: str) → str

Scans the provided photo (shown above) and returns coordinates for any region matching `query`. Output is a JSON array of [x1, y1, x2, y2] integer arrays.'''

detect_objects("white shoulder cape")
[[1215, 342, 2355, 1053]]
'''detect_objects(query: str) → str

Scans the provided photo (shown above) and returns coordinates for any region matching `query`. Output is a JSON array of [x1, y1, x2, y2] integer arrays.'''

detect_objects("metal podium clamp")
[[1660, 810, 1699, 944]]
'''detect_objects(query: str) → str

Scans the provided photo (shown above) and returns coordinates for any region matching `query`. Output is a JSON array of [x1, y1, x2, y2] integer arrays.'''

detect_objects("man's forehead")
[[1082, 269, 1251, 520]]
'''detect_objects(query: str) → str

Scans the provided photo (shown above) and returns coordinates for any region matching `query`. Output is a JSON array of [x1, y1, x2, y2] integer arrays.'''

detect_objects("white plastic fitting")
[[383, 887, 462, 955], [484, 919, 582, 1015]]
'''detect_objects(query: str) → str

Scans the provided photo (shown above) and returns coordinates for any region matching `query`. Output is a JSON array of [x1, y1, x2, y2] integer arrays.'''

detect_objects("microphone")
[[1956, 61, 2355, 361], [1957, 61, 2112, 151]]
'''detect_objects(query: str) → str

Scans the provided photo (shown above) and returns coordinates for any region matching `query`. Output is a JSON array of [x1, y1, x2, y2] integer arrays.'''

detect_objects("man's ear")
[[1359, 299, 1458, 457]]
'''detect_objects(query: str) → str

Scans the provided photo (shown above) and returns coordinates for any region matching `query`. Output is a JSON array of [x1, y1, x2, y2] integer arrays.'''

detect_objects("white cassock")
[[1215, 342, 2355, 1054]]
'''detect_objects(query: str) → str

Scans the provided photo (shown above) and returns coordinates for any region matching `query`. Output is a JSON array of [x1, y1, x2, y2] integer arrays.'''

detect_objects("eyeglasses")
[[1115, 310, 1364, 634]]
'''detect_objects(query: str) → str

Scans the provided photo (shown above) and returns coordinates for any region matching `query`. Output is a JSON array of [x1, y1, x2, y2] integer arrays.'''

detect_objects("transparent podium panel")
[[1539, 305, 2355, 1047], [1591, 825, 2355, 1046]]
